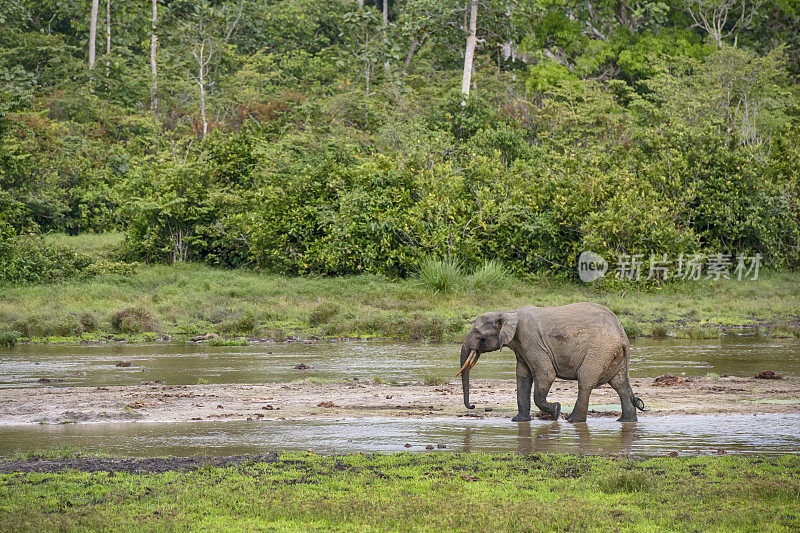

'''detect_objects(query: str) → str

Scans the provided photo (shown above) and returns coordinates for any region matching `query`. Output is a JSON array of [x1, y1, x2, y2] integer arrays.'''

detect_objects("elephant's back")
[[524, 302, 628, 342]]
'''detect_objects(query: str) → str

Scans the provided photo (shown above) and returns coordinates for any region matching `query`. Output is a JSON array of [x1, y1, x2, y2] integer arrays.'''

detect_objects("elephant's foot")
[[565, 412, 587, 423], [537, 402, 561, 421], [617, 414, 637, 422], [512, 413, 531, 422]]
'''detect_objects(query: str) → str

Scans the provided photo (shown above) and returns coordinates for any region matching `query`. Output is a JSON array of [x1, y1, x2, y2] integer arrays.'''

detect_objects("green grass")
[[0, 453, 797, 531], [43, 231, 124, 258], [1, 235, 799, 343], [7, 445, 87, 461], [207, 338, 249, 347], [675, 326, 723, 339]]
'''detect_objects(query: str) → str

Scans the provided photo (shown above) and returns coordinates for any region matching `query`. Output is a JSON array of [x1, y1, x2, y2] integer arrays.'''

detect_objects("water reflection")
[[1, 414, 798, 457], [0, 335, 798, 389], [514, 421, 641, 455]]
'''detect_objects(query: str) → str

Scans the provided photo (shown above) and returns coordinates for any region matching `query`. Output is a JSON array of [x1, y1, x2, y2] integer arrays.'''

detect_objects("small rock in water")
[[317, 401, 339, 408], [295, 363, 310, 370], [754, 370, 781, 379], [189, 333, 219, 342], [116, 361, 132, 367], [669, 451, 679, 457], [653, 373, 691, 386], [386, 395, 393, 399], [484, 407, 493, 412], [425, 445, 434, 450], [262, 405, 274, 410], [437, 444, 446, 449], [37, 378, 52, 384], [404, 443, 412, 448]]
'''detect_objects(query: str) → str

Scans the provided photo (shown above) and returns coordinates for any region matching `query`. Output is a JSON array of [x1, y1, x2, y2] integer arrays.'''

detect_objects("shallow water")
[[1, 414, 798, 457], [0, 335, 798, 389]]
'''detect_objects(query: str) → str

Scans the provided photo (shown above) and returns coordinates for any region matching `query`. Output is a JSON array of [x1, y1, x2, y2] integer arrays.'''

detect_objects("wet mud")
[[1, 376, 797, 425]]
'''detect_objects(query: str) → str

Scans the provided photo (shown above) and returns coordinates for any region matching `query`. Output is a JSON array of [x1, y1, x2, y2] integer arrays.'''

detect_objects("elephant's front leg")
[[511, 359, 532, 422]]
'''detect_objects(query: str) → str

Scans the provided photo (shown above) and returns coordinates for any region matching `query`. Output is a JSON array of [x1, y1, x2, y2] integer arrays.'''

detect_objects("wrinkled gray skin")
[[460, 303, 645, 423]]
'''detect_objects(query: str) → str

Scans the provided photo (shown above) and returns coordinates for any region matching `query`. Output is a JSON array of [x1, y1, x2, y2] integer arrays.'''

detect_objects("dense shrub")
[[0, 232, 94, 285]]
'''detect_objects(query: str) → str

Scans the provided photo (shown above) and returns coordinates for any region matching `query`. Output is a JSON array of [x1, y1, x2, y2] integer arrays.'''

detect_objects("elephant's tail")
[[623, 344, 646, 411], [631, 390, 646, 411]]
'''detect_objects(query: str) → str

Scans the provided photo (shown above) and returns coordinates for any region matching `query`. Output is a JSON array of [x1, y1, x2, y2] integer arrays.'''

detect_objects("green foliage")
[[0, 0, 797, 283]]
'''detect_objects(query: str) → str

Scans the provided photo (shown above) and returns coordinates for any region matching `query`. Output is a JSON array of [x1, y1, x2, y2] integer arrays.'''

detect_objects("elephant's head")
[[457, 311, 518, 409]]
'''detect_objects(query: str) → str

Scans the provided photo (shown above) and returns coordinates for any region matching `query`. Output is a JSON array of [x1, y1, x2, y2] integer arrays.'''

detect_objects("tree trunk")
[[89, 0, 99, 68], [403, 37, 418, 73], [151, 0, 158, 113], [105, 0, 111, 81], [199, 51, 207, 139], [382, 0, 390, 71], [461, 0, 478, 96]]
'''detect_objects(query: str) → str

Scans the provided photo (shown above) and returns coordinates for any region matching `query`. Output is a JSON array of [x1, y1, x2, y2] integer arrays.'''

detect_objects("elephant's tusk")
[[469, 353, 480, 370], [456, 350, 477, 377]]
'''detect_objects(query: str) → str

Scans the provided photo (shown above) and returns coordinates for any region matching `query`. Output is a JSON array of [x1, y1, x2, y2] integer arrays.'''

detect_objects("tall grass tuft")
[[0, 331, 18, 347], [649, 324, 669, 338], [110, 306, 158, 334], [596, 469, 651, 493], [468, 260, 513, 290], [620, 318, 643, 339], [417, 257, 464, 293]]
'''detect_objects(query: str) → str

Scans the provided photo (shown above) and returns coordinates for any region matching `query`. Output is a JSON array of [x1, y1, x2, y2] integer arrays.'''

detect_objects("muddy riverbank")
[[1, 376, 798, 425]]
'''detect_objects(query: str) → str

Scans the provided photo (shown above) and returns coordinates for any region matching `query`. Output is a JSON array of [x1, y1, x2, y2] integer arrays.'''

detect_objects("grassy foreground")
[[0, 233, 797, 343], [1, 453, 798, 531]]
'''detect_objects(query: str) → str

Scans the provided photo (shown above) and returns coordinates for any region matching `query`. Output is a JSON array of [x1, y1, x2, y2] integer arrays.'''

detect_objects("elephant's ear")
[[498, 312, 519, 346]]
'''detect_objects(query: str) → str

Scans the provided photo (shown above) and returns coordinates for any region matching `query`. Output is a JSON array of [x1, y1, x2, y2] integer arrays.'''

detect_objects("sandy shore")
[[1, 376, 798, 425]]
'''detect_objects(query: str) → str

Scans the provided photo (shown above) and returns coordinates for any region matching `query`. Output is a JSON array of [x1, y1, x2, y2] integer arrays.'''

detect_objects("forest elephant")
[[457, 303, 645, 423]]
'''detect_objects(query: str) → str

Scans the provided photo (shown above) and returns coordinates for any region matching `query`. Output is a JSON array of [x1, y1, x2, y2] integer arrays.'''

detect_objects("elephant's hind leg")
[[533, 376, 560, 420], [609, 372, 638, 422], [565, 383, 591, 423]]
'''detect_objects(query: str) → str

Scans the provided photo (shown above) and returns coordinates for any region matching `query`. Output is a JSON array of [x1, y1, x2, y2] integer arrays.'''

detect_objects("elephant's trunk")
[[460, 344, 475, 409]]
